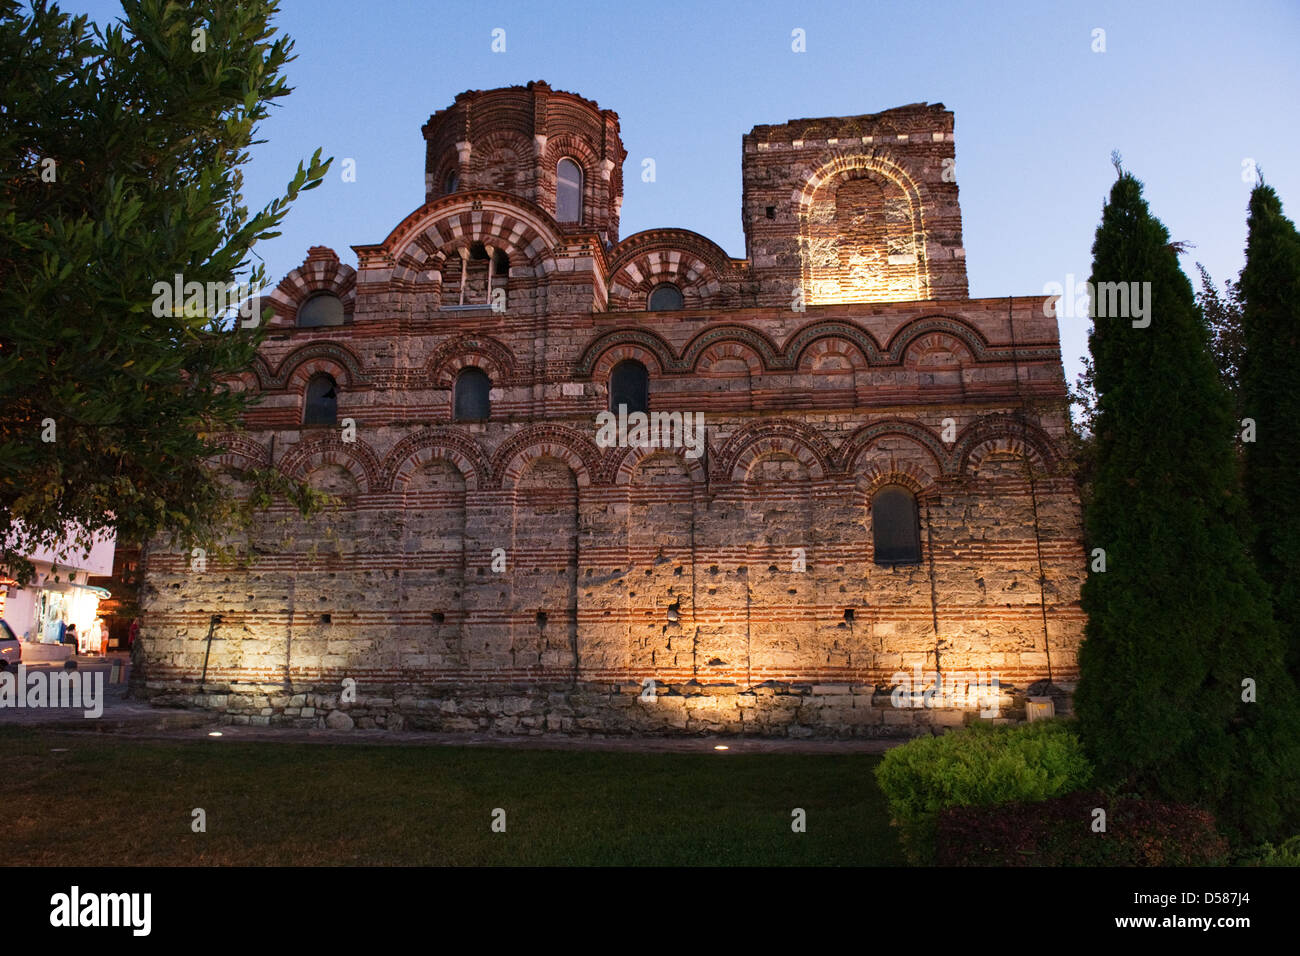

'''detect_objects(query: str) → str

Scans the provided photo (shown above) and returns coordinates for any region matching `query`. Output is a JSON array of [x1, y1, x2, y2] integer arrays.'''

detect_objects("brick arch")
[[575, 328, 676, 377], [609, 443, 708, 486], [207, 433, 271, 471], [797, 150, 929, 304], [858, 470, 932, 500], [489, 425, 603, 489], [272, 342, 368, 390], [608, 252, 715, 311], [380, 428, 493, 492], [714, 420, 836, 483], [429, 149, 461, 199], [870, 117, 902, 138], [795, 335, 871, 372], [247, 354, 275, 390], [426, 334, 518, 387], [592, 345, 663, 380], [409, 199, 555, 282], [954, 415, 1061, 477], [604, 229, 731, 311], [608, 229, 732, 280], [681, 325, 782, 373], [739, 447, 814, 484], [228, 368, 262, 394], [276, 435, 382, 494], [693, 340, 764, 376], [267, 248, 357, 328], [836, 121, 866, 141], [285, 357, 355, 395], [301, 461, 362, 498], [961, 435, 1053, 479], [432, 226, 529, 265], [782, 320, 884, 369], [902, 331, 975, 368], [542, 133, 601, 173], [466, 129, 535, 197], [840, 419, 949, 478], [798, 149, 926, 204], [378, 194, 563, 286], [884, 315, 991, 364], [390, 236, 439, 289]]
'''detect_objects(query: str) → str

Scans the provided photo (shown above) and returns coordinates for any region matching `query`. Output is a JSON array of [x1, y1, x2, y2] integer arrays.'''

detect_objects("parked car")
[[0, 619, 20, 670]]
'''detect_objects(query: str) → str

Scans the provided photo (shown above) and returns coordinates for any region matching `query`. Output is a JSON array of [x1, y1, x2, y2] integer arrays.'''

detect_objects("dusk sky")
[[8, 2, 1300, 891], [71, 0, 1300, 388]]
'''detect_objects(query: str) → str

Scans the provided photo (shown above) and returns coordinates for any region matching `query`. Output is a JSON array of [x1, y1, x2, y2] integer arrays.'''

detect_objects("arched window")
[[556, 158, 582, 223], [297, 292, 345, 328], [454, 367, 491, 421], [872, 485, 921, 566], [648, 283, 684, 311], [446, 244, 508, 309], [609, 359, 649, 415], [444, 169, 459, 195], [303, 374, 338, 425]]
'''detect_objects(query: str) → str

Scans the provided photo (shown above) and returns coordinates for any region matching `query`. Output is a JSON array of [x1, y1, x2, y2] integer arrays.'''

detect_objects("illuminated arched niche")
[[798, 152, 929, 304]]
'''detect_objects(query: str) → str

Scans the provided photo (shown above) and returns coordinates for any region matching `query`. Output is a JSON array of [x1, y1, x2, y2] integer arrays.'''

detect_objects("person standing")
[[128, 617, 144, 680]]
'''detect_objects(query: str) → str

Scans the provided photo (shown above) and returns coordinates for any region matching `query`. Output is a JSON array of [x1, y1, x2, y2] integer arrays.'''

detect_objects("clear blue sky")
[[70, 0, 1300, 388]]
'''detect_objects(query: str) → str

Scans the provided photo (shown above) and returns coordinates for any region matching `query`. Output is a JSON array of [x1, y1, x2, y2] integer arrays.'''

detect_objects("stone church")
[[138, 81, 1085, 735]]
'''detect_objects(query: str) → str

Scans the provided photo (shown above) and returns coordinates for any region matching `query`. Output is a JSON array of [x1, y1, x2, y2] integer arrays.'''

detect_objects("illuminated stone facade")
[[137, 81, 1085, 736]]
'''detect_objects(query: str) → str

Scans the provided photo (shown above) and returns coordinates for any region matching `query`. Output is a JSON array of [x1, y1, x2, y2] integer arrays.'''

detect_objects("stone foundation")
[[135, 677, 1074, 738]]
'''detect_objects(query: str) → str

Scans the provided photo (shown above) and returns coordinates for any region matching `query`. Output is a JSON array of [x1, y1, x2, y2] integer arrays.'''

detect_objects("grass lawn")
[[0, 728, 903, 866]]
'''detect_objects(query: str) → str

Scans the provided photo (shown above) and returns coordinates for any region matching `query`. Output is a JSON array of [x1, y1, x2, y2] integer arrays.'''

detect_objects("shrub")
[[934, 791, 1230, 866], [874, 720, 1092, 864], [1238, 835, 1300, 867]]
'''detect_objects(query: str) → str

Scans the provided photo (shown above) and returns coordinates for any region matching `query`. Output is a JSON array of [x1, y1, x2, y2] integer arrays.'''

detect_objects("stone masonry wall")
[[137, 297, 1084, 737]]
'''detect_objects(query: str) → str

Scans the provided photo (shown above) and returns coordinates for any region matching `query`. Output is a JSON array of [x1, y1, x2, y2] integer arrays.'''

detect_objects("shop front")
[[0, 528, 116, 661], [33, 581, 112, 651]]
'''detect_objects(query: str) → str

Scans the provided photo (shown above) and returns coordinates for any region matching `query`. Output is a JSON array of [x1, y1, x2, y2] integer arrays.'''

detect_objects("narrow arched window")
[[298, 292, 344, 328], [448, 245, 508, 308], [444, 169, 459, 194], [556, 158, 582, 223], [303, 374, 338, 425], [872, 486, 921, 566], [454, 367, 491, 421], [609, 359, 649, 416], [648, 283, 684, 311]]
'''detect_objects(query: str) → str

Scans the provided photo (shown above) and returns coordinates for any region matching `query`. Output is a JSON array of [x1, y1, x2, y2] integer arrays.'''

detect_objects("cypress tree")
[[1074, 168, 1300, 843], [1238, 184, 1300, 682]]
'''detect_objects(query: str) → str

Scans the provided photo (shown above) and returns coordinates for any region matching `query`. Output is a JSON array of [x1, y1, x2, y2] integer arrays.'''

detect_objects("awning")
[[38, 581, 111, 599]]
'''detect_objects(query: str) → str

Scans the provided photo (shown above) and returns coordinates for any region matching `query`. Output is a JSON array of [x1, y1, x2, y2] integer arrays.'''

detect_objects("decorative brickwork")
[[139, 84, 1084, 738]]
